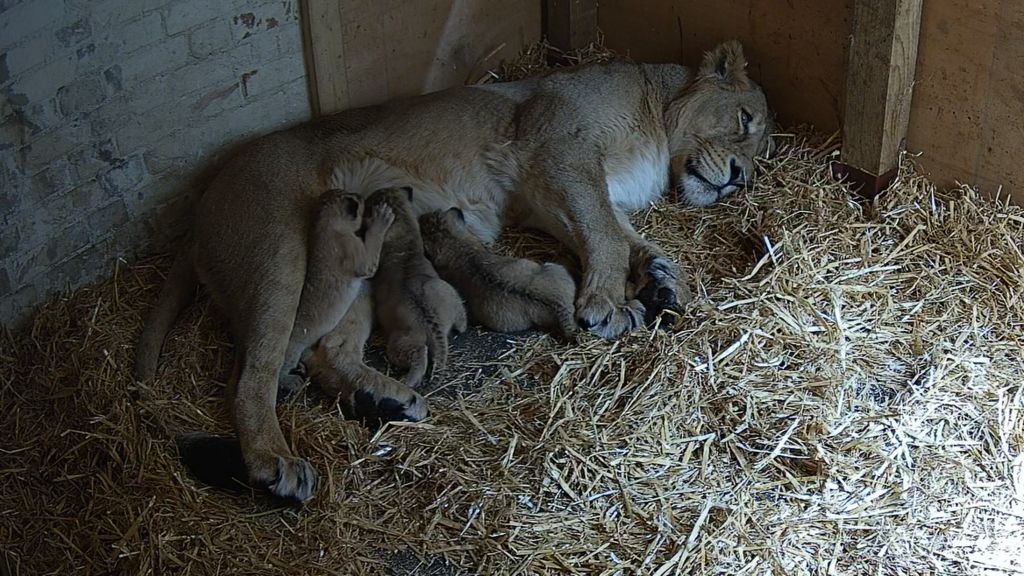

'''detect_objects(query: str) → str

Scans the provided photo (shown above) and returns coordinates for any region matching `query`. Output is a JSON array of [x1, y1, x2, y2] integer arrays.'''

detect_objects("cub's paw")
[[277, 371, 307, 403], [635, 256, 691, 325], [343, 383, 429, 429], [575, 293, 646, 339], [367, 203, 395, 232]]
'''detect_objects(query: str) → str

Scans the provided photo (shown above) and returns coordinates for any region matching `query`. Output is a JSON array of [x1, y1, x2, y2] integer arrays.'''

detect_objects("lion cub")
[[278, 189, 393, 394], [369, 187, 467, 388], [419, 207, 577, 339]]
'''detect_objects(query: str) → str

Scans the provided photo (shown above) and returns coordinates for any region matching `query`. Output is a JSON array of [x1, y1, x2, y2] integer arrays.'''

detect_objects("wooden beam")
[[544, 0, 598, 51], [300, 0, 350, 116], [836, 0, 922, 196]]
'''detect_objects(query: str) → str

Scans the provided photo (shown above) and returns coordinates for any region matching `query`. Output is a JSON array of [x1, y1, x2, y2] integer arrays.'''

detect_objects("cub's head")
[[319, 189, 364, 231], [418, 207, 477, 257], [667, 41, 772, 207]]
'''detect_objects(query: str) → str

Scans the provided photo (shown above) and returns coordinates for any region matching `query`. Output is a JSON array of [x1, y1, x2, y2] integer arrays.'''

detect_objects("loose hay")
[[3, 47, 1024, 576]]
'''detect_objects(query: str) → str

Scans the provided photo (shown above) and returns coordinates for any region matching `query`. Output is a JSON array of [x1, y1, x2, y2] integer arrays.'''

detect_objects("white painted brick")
[[188, 17, 231, 59], [273, 19, 303, 57], [242, 51, 304, 99], [230, 1, 291, 44], [84, 0, 171, 29], [4, 33, 52, 77], [8, 52, 75, 101], [117, 12, 164, 54], [0, 0, 65, 51], [118, 34, 189, 82], [2, 0, 311, 326], [121, 51, 240, 116], [22, 118, 89, 170], [163, 0, 223, 36]]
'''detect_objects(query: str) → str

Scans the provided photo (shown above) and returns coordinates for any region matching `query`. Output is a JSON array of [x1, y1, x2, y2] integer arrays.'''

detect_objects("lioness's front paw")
[[267, 456, 317, 504], [344, 384, 429, 429], [246, 449, 317, 505], [635, 256, 691, 324], [576, 294, 646, 339]]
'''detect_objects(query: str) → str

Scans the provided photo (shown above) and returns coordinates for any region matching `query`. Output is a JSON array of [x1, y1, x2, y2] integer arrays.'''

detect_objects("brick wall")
[[0, 0, 311, 326]]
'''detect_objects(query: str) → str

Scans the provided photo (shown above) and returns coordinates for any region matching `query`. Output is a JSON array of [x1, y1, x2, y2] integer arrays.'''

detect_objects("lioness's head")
[[667, 41, 772, 207]]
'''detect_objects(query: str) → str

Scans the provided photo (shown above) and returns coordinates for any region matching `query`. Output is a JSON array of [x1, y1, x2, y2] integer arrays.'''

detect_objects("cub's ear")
[[447, 207, 466, 223], [340, 196, 361, 220], [402, 186, 413, 202], [699, 40, 750, 88]]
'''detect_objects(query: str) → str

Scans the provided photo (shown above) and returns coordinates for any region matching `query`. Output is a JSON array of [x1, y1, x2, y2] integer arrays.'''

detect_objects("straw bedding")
[[2, 43, 1023, 576]]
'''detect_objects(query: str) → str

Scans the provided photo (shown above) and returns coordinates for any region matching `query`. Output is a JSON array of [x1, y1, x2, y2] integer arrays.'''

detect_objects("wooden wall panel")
[[599, 0, 851, 133], [905, 0, 1001, 193], [599, 0, 1024, 200], [303, 0, 540, 115]]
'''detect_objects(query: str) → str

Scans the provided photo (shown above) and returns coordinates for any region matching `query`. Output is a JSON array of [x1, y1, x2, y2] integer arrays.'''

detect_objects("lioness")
[[135, 41, 771, 502]]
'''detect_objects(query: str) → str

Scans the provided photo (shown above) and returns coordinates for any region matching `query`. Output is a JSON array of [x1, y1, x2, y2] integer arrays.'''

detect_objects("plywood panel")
[[904, 0, 1001, 191], [599, 0, 851, 133], [303, 0, 541, 114], [963, 0, 1024, 196]]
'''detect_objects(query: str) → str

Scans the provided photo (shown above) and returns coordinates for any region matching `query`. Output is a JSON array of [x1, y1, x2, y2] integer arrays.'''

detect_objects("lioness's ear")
[[699, 40, 749, 87]]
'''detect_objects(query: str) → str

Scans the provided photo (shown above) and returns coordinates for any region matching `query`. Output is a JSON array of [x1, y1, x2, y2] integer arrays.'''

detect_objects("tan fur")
[[419, 208, 577, 338], [134, 41, 771, 501], [303, 285, 428, 423], [277, 191, 393, 396], [369, 189, 467, 388]]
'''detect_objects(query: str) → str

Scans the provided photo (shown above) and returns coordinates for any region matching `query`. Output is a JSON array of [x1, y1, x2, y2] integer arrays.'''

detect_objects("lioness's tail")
[[134, 253, 197, 381]]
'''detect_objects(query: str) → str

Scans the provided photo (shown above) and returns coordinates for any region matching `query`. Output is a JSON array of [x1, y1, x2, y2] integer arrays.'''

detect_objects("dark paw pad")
[[345, 389, 428, 430], [637, 258, 685, 325]]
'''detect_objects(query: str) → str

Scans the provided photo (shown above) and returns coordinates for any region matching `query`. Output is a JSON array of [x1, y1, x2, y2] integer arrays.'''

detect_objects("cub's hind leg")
[[385, 333, 430, 389], [306, 286, 428, 423]]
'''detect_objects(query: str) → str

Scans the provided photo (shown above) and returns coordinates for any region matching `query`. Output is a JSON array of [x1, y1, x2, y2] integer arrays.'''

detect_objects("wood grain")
[[300, 0, 541, 115], [545, 0, 598, 51], [840, 0, 922, 177]]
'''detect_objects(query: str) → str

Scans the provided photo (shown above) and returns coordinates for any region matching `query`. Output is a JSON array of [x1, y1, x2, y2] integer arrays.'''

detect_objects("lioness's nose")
[[728, 159, 744, 185]]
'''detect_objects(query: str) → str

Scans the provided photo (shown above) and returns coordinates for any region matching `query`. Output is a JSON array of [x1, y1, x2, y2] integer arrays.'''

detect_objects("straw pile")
[[2, 44, 1023, 576]]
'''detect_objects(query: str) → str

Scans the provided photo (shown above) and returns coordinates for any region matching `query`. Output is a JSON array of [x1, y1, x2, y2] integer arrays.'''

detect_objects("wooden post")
[[299, 0, 349, 117], [544, 0, 598, 51], [835, 0, 922, 197]]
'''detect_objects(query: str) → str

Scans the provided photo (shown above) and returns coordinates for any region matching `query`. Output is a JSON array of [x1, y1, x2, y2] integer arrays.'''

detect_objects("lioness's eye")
[[740, 109, 753, 132]]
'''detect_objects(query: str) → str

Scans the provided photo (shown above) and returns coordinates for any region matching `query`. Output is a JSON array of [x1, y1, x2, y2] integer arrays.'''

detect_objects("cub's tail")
[[134, 252, 197, 381]]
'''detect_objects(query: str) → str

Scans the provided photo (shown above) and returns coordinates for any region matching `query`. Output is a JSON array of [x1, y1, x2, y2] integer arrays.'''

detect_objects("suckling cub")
[[278, 189, 393, 394], [419, 207, 577, 339], [369, 187, 467, 388]]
